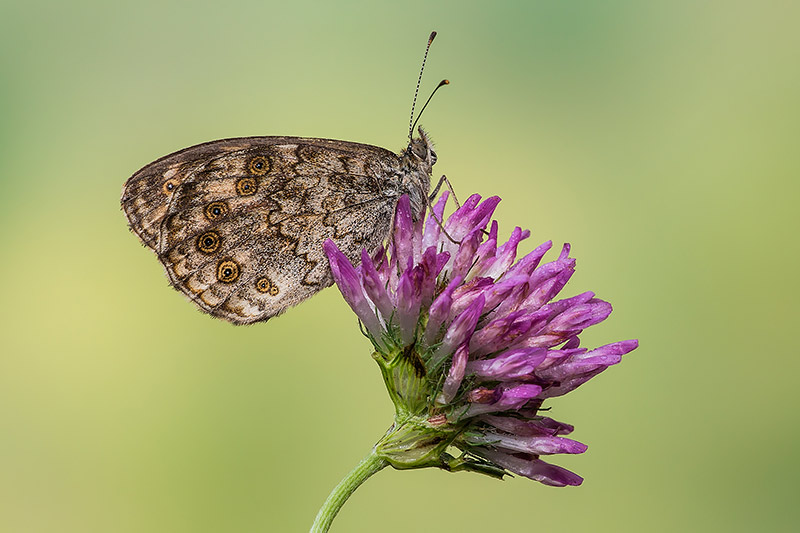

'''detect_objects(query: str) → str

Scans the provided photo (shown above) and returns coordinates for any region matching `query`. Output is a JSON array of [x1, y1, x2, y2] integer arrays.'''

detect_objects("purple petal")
[[546, 299, 613, 335], [445, 195, 501, 242], [517, 292, 597, 348], [372, 247, 390, 282], [470, 221, 499, 277], [360, 248, 393, 320], [443, 194, 482, 239], [562, 336, 581, 350], [535, 347, 585, 371], [438, 344, 469, 405], [423, 191, 450, 251], [324, 239, 384, 340], [537, 339, 638, 383], [395, 263, 422, 346], [483, 281, 530, 321], [450, 228, 482, 280], [466, 432, 587, 455], [466, 347, 547, 380], [418, 247, 448, 308], [525, 256, 576, 299], [385, 242, 400, 291], [448, 277, 494, 322], [505, 240, 552, 278], [465, 383, 542, 417], [539, 370, 606, 398], [476, 276, 530, 317], [524, 460, 585, 487], [468, 196, 502, 232], [483, 226, 530, 280], [432, 294, 485, 367], [411, 202, 425, 265], [391, 195, 414, 274], [537, 340, 638, 398], [480, 415, 575, 437], [476, 449, 584, 486], [522, 267, 575, 311], [571, 339, 638, 365], [469, 311, 537, 357], [424, 276, 461, 345], [499, 384, 542, 405]]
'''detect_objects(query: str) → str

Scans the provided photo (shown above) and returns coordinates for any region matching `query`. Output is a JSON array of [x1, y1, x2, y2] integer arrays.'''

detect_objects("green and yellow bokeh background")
[[1, 1, 797, 531]]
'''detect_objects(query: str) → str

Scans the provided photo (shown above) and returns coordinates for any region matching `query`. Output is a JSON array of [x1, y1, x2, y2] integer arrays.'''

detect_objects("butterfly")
[[121, 130, 436, 324], [121, 33, 444, 325]]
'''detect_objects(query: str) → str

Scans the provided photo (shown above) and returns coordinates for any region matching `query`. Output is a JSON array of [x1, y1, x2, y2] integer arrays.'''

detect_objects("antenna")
[[408, 31, 437, 141], [411, 79, 449, 136]]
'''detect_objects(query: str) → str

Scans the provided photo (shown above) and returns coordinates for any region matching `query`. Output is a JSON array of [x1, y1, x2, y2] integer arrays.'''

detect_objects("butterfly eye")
[[430, 149, 437, 164], [216, 259, 240, 283], [162, 179, 178, 194], [204, 201, 228, 220], [249, 156, 270, 175], [236, 177, 258, 196], [197, 231, 222, 254]]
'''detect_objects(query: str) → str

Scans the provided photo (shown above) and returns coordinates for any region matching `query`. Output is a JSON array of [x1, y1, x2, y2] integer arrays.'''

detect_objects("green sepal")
[[442, 452, 508, 480]]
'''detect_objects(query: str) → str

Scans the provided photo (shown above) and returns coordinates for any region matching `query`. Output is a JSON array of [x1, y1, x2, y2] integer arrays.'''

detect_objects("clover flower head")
[[323, 192, 638, 487]]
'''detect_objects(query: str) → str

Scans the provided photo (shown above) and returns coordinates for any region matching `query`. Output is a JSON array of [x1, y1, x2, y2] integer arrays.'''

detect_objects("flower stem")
[[309, 449, 388, 533]]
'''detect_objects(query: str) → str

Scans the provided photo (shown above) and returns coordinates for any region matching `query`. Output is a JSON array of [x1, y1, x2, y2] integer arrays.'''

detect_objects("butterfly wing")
[[122, 137, 401, 324]]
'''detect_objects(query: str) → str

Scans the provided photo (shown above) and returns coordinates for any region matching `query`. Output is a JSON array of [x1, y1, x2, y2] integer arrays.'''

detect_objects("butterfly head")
[[400, 126, 436, 219], [406, 126, 437, 171]]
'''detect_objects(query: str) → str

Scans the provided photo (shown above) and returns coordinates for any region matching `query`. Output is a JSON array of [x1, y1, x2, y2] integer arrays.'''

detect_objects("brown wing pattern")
[[121, 137, 403, 324]]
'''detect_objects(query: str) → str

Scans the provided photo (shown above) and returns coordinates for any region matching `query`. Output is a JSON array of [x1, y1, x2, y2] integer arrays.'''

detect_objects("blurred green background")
[[1, 1, 798, 531]]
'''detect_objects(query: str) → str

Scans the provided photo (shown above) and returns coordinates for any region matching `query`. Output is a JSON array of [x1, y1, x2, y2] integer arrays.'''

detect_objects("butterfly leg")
[[429, 174, 461, 208], [429, 174, 491, 240], [425, 174, 461, 245]]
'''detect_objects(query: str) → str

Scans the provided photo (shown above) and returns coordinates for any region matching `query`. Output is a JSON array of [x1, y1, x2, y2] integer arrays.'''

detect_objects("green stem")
[[309, 449, 388, 533]]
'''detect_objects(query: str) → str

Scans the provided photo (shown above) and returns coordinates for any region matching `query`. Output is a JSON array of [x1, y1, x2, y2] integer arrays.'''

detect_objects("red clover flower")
[[312, 192, 637, 531]]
